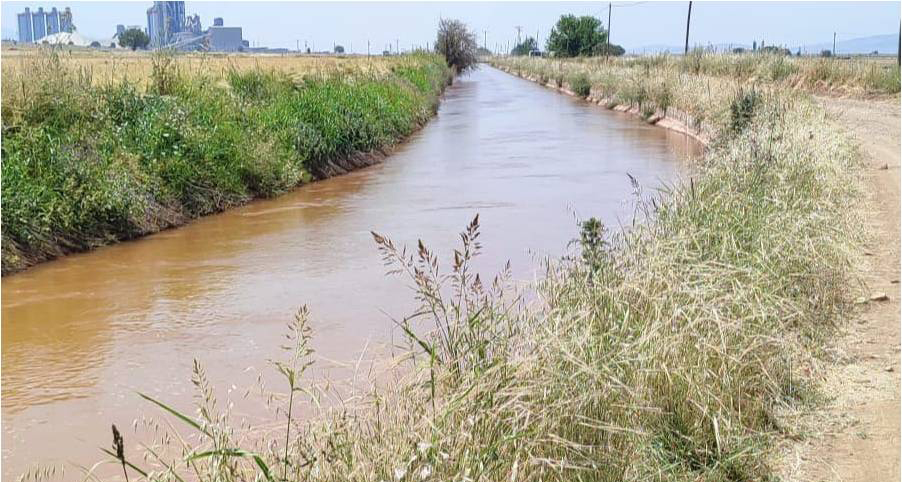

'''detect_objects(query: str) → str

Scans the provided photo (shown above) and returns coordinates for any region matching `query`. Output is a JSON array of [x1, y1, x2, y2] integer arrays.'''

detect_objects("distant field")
[[1, 46, 406, 87]]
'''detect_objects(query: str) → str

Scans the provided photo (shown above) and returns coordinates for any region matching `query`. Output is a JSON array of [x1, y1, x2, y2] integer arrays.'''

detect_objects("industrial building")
[[146, 1, 185, 47], [143, 1, 245, 52], [208, 26, 243, 52], [17, 7, 74, 43]]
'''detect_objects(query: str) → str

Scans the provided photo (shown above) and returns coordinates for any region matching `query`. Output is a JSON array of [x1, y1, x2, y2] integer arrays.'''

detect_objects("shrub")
[[569, 73, 591, 97], [435, 18, 478, 73], [729, 87, 760, 133]]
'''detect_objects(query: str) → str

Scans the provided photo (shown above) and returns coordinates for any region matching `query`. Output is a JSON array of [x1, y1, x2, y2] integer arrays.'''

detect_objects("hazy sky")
[[2, 1, 899, 53]]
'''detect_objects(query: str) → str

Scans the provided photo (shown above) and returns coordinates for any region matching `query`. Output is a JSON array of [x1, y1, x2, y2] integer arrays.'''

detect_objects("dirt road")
[[785, 96, 900, 481]]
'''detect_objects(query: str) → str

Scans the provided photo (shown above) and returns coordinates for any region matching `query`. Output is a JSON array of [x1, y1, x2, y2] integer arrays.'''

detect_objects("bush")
[[435, 18, 478, 73], [595, 42, 625, 56], [511, 37, 538, 56], [569, 73, 591, 97], [729, 87, 760, 133]]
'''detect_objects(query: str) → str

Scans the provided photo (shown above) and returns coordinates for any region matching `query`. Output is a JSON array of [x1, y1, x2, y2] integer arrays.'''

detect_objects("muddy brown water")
[[1, 66, 701, 478]]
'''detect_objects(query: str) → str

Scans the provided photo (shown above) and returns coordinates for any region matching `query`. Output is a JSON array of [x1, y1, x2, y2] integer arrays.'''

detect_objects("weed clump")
[[569, 73, 592, 97], [729, 87, 761, 134]]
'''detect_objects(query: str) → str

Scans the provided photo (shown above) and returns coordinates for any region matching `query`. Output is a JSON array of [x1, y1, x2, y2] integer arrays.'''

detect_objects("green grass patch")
[[1, 51, 452, 274]]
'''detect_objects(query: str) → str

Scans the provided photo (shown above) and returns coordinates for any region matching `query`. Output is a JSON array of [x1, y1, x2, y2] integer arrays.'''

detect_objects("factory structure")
[[16, 7, 74, 43], [14, 2, 283, 53], [145, 1, 248, 52]]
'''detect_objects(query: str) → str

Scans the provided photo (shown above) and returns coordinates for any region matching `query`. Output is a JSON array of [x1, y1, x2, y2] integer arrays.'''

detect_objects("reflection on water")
[[1, 66, 702, 478]]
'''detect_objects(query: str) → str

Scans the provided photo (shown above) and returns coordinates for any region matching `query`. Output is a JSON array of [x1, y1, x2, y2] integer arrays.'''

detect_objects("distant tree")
[[752, 40, 757, 51], [334, 45, 345, 53], [109, 42, 116, 48], [796, 48, 802, 56], [90, 41, 101, 48], [306, 47, 311, 54], [733, 47, 746, 54], [760, 45, 791, 56], [119, 28, 149, 50], [595, 42, 625, 56], [435, 18, 478, 72], [476, 46, 492, 56], [511, 36, 538, 56], [383, 50, 391, 56], [546, 15, 607, 57], [820, 49, 833, 58]]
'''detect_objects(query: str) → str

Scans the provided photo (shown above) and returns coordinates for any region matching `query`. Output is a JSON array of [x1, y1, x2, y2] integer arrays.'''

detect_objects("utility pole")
[[684, 1, 692, 55], [832, 32, 836, 56], [296, 39, 299, 52], [898, 21, 900, 66], [607, 2, 612, 51], [396, 38, 399, 54], [484, 30, 487, 50], [367, 39, 370, 57]]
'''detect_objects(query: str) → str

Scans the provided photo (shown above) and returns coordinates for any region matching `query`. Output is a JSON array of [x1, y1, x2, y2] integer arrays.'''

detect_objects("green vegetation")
[[511, 36, 538, 56], [91, 55, 862, 481], [1, 50, 452, 274], [546, 14, 609, 57], [568, 72, 592, 97], [118, 27, 150, 50]]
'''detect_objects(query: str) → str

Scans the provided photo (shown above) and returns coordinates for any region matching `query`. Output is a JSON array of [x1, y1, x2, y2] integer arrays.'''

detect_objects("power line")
[[611, 1, 649, 8]]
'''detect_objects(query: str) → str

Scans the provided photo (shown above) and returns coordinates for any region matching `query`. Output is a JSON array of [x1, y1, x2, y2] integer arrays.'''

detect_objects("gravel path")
[[786, 96, 900, 481]]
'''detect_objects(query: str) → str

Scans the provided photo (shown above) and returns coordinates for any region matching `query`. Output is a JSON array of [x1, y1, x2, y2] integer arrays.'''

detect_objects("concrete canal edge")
[[491, 64, 709, 147]]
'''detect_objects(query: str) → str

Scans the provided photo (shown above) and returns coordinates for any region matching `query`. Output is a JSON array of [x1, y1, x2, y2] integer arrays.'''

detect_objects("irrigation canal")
[[2, 66, 701, 477]]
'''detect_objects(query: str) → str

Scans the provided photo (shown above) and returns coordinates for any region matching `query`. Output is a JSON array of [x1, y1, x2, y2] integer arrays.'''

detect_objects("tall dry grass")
[[1, 46, 409, 88], [518, 52, 899, 97]]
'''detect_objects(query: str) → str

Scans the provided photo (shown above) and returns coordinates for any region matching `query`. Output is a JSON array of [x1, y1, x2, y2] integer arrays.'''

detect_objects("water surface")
[[2, 66, 701, 478]]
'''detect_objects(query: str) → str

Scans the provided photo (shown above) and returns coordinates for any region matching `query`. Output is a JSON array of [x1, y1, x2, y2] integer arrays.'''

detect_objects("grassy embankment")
[[1, 49, 452, 274], [575, 51, 900, 96], [73, 55, 875, 481]]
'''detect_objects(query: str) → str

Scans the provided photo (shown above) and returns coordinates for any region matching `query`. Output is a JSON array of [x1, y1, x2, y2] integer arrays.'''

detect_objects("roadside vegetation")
[[0, 49, 452, 274], [515, 51, 899, 97], [69, 51, 866, 481]]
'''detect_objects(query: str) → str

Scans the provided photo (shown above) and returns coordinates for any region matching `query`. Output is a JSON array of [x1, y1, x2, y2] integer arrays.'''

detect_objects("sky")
[[2, 1, 899, 53]]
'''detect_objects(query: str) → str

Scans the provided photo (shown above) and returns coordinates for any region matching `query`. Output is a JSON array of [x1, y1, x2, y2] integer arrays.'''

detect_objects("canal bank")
[[492, 63, 710, 146], [2, 66, 700, 479], [1, 53, 453, 275]]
